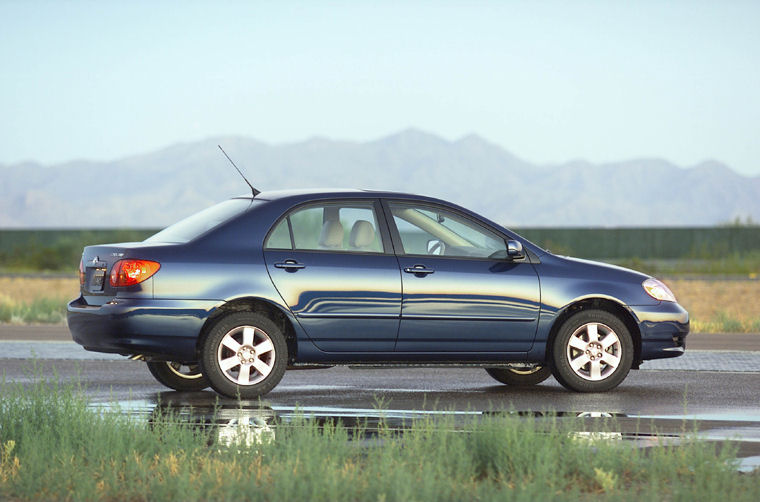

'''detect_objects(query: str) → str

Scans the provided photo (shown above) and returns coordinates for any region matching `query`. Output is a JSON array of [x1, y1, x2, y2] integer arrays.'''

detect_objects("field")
[[0, 276, 757, 333], [0, 377, 758, 501]]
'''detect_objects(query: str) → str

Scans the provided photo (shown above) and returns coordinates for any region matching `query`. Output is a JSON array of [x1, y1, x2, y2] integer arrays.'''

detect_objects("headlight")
[[642, 278, 676, 302]]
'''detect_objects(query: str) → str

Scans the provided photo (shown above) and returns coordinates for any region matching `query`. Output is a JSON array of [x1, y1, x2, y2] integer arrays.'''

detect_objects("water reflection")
[[89, 391, 657, 447]]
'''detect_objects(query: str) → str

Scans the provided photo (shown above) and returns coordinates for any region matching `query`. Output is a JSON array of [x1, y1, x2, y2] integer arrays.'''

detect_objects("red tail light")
[[110, 259, 160, 287], [79, 259, 85, 286]]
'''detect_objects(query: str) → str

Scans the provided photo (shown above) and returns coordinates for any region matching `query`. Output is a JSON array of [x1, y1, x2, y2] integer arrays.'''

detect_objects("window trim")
[[263, 198, 394, 255]]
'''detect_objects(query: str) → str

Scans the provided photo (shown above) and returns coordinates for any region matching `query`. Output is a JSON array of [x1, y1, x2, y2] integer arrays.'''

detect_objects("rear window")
[[145, 199, 254, 243]]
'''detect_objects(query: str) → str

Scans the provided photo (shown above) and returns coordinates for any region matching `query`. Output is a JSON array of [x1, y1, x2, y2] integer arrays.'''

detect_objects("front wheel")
[[146, 361, 210, 391], [551, 310, 633, 392], [485, 366, 552, 386], [200, 312, 288, 399]]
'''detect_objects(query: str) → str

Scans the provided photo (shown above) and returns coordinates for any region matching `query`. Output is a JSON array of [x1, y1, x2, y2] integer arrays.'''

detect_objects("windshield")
[[145, 199, 254, 243]]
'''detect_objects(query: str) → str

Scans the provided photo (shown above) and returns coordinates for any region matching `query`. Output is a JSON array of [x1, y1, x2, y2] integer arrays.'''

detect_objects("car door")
[[385, 200, 540, 353], [263, 199, 401, 352]]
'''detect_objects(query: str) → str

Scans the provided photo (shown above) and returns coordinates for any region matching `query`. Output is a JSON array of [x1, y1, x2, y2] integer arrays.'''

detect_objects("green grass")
[[0, 297, 68, 324], [610, 251, 760, 277], [0, 297, 67, 324], [1, 377, 758, 501]]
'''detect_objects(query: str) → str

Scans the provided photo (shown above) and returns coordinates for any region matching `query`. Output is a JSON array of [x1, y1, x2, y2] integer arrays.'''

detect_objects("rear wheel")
[[485, 366, 552, 386], [146, 361, 209, 391], [551, 309, 633, 392], [200, 312, 288, 399]]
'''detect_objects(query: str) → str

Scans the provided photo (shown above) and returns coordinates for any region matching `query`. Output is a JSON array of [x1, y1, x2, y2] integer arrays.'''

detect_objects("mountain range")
[[1, 129, 758, 228]]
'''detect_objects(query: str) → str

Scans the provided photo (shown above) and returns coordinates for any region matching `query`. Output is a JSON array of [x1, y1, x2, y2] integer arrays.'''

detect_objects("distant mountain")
[[1, 129, 758, 227]]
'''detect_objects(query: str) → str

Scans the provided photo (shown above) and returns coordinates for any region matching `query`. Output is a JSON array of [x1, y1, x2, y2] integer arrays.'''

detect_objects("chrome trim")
[[297, 312, 399, 319], [403, 314, 536, 322], [296, 312, 536, 322]]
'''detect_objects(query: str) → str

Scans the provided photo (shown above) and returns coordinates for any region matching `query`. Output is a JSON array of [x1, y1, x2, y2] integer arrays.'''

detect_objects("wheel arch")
[[196, 297, 298, 364], [546, 297, 642, 369]]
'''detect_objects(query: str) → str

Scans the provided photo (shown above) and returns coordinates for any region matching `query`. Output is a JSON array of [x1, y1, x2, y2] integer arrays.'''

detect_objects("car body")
[[68, 189, 689, 397]]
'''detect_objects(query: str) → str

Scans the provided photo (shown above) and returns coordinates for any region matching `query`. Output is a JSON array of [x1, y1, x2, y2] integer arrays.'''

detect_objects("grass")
[[0, 276, 758, 333], [0, 277, 76, 324], [612, 252, 760, 277], [0, 377, 758, 501], [667, 279, 760, 333]]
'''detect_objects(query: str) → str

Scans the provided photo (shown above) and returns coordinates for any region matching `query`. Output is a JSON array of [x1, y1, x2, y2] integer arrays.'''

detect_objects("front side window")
[[265, 201, 384, 253], [389, 202, 506, 259]]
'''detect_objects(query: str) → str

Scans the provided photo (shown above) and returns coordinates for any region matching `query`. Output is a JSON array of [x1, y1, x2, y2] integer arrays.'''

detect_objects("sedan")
[[68, 189, 689, 397]]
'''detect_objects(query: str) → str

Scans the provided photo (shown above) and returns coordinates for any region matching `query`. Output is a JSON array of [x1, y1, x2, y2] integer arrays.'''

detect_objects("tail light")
[[79, 259, 85, 286], [110, 259, 161, 287]]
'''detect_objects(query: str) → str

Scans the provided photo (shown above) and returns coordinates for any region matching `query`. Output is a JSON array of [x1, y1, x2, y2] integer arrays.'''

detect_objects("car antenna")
[[217, 144, 260, 197]]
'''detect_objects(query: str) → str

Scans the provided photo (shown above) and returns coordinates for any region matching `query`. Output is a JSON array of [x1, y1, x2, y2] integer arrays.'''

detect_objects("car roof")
[[233, 188, 451, 205]]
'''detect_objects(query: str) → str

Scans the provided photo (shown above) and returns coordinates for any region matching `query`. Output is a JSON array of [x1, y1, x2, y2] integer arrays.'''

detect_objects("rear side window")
[[145, 199, 254, 243], [266, 219, 292, 249], [265, 202, 385, 253]]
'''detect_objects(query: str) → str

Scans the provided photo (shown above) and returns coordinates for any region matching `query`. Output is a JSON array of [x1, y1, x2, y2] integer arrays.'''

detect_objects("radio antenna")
[[217, 144, 260, 197]]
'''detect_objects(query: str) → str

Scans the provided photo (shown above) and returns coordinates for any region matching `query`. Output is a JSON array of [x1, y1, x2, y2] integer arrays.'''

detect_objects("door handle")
[[274, 260, 305, 270], [403, 265, 434, 275]]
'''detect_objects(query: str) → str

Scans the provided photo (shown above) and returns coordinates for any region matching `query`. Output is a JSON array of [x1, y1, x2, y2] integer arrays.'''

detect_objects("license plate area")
[[87, 267, 108, 292]]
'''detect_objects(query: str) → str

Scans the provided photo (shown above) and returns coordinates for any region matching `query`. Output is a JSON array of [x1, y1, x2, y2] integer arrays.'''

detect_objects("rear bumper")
[[67, 297, 222, 361], [631, 302, 690, 361]]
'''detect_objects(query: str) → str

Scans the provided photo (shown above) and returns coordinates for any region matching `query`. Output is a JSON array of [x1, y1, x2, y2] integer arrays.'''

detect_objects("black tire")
[[551, 309, 633, 392], [485, 366, 552, 386], [146, 361, 210, 391], [199, 312, 288, 399]]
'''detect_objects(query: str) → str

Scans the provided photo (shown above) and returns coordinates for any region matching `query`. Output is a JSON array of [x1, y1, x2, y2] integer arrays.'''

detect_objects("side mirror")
[[507, 240, 524, 259], [427, 239, 443, 255]]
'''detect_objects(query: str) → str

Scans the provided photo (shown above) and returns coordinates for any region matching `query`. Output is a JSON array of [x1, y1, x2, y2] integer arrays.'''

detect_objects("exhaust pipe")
[[128, 354, 145, 361]]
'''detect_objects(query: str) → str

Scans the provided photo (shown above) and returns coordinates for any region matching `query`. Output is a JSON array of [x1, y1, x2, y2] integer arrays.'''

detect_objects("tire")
[[551, 309, 633, 392], [485, 366, 552, 386], [146, 361, 210, 391], [199, 312, 288, 399]]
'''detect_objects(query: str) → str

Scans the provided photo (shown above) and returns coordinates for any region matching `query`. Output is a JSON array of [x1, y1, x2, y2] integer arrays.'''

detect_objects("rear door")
[[263, 199, 402, 352], [385, 200, 540, 353]]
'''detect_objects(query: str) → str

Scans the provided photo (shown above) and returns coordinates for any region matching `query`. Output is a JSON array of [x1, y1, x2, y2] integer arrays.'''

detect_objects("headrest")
[[318, 220, 344, 249], [349, 220, 376, 249]]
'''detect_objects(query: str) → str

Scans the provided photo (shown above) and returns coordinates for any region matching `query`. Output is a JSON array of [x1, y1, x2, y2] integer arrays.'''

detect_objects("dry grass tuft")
[[666, 279, 760, 333], [0, 277, 79, 304]]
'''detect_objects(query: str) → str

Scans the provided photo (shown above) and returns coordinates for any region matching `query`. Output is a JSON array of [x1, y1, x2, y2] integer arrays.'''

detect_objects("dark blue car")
[[68, 190, 689, 397]]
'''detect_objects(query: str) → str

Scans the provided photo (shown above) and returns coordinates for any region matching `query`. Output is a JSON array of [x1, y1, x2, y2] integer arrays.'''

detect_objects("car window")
[[265, 219, 292, 249], [145, 199, 254, 243], [389, 202, 506, 258], [265, 202, 384, 253]]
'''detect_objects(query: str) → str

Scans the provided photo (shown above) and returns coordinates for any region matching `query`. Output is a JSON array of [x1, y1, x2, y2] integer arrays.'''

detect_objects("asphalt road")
[[1, 357, 757, 416]]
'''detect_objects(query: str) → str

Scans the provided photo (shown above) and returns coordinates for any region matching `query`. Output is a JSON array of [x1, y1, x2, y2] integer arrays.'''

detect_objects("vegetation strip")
[[1, 376, 758, 501]]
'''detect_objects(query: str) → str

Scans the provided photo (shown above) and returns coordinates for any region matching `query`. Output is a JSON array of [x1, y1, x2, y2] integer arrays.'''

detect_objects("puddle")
[[736, 456, 760, 473], [87, 396, 760, 471]]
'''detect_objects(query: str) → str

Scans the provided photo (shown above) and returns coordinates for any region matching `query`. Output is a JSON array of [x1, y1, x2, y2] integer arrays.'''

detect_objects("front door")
[[264, 200, 401, 352], [386, 201, 540, 353]]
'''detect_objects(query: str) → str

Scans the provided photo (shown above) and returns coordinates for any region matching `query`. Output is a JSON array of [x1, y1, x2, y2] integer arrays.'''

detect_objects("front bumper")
[[67, 296, 222, 361], [631, 301, 689, 361]]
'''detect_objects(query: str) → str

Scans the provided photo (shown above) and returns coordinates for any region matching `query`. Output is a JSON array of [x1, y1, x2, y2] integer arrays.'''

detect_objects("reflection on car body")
[[68, 189, 689, 398]]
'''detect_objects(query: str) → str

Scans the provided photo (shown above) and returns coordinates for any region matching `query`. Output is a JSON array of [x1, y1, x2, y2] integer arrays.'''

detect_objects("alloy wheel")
[[216, 325, 276, 386], [565, 322, 622, 381]]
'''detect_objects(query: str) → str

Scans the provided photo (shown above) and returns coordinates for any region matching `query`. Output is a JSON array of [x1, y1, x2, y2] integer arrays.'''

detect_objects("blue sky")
[[1, 0, 759, 175]]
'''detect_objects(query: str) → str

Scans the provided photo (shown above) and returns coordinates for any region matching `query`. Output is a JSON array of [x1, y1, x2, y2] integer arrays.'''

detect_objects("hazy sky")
[[1, 0, 759, 175]]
